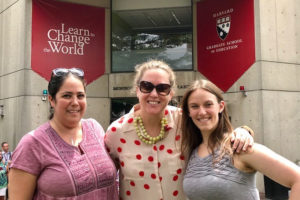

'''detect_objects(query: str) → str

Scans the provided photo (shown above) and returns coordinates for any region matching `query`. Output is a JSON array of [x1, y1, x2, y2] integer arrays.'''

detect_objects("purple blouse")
[[11, 118, 118, 200]]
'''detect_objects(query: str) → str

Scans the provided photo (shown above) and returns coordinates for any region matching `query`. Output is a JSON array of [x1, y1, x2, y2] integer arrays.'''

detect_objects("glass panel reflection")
[[112, 1, 192, 72]]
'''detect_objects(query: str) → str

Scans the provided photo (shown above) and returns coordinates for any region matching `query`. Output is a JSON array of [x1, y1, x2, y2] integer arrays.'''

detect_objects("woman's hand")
[[231, 127, 254, 153]]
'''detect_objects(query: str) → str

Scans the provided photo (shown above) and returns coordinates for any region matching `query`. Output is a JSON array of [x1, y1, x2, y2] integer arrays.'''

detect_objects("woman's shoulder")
[[105, 113, 134, 150], [166, 105, 181, 112], [12, 123, 51, 163], [20, 122, 51, 142], [82, 118, 103, 129], [81, 118, 106, 139], [233, 143, 267, 173], [107, 112, 134, 133]]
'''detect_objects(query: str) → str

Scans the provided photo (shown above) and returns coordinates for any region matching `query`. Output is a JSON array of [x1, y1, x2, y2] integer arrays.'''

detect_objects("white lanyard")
[[3, 152, 11, 162]]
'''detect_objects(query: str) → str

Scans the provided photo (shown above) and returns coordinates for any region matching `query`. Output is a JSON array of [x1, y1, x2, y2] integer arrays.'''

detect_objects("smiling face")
[[187, 88, 224, 136], [136, 69, 173, 118], [49, 75, 86, 128]]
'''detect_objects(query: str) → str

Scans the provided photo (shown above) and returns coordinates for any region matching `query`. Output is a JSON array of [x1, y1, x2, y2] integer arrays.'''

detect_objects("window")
[[111, 98, 138, 123], [112, 0, 192, 72]]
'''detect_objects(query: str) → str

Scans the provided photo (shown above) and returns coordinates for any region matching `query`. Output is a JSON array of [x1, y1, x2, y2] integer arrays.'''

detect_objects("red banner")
[[31, 0, 105, 84], [197, 0, 255, 91]]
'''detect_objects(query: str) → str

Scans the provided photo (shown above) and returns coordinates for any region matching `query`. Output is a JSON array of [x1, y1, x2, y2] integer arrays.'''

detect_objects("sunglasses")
[[51, 68, 84, 78], [139, 81, 171, 96]]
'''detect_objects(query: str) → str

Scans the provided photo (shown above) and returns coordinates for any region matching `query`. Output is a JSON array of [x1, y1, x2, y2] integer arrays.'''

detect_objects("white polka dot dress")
[[105, 105, 188, 200]]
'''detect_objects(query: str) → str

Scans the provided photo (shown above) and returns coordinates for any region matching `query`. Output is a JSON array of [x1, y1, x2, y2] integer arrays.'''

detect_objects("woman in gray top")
[[181, 80, 300, 200]]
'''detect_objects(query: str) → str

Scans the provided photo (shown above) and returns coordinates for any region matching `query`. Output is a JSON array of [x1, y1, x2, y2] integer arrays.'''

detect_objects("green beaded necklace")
[[134, 116, 168, 144]]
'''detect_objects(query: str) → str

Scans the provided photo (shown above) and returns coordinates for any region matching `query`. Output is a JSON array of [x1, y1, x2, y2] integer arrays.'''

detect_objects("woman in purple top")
[[9, 68, 118, 200]]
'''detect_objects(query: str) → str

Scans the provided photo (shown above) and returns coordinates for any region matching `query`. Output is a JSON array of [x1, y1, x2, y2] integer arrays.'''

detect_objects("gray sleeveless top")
[[183, 148, 259, 200]]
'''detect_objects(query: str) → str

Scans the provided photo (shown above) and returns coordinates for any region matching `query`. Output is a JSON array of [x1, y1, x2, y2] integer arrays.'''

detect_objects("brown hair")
[[132, 60, 176, 93], [181, 79, 233, 161]]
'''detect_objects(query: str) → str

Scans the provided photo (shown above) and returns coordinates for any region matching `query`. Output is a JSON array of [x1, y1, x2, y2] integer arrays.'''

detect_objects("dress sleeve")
[[10, 131, 43, 176], [104, 121, 121, 169]]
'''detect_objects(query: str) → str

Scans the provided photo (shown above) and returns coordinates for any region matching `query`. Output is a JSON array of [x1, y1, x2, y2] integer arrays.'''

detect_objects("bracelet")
[[240, 125, 254, 137]]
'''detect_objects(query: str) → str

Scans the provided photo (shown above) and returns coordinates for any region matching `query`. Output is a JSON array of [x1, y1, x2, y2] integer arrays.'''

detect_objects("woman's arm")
[[9, 168, 37, 200], [239, 143, 300, 199]]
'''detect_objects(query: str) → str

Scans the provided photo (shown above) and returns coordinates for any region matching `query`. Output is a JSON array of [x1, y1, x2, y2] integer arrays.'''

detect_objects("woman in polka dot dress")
[[105, 60, 253, 200]]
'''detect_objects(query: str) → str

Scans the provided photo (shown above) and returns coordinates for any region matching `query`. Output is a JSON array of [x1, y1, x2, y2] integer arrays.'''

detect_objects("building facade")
[[0, 0, 300, 194]]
